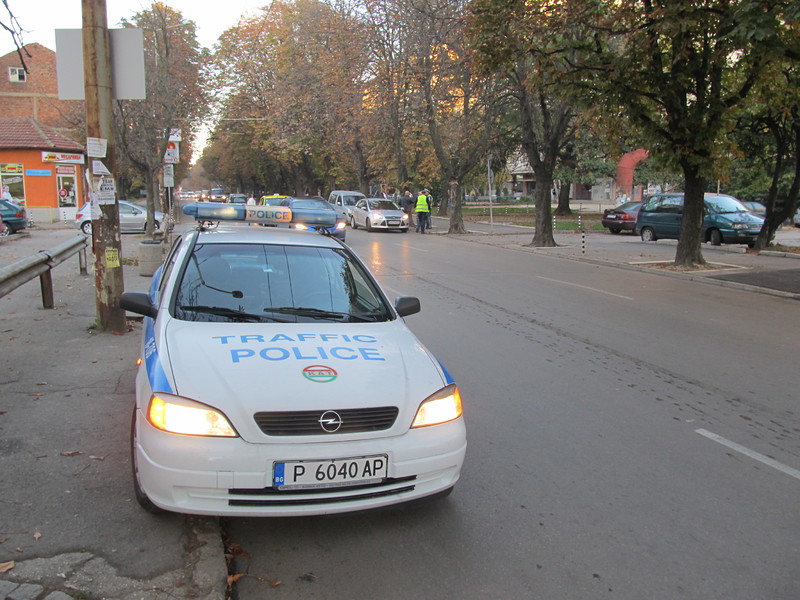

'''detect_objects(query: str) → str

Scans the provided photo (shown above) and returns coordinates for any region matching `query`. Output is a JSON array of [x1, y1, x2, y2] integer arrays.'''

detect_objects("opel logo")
[[318, 410, 343, 433]]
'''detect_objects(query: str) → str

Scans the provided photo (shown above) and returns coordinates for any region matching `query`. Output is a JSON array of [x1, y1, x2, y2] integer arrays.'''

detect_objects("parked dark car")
[[0, 198, 27, 236], [228, 194, 248, 204], [601, 200, 643, 234], [740, 200, 766, 217], [635, 193, 764, 246]]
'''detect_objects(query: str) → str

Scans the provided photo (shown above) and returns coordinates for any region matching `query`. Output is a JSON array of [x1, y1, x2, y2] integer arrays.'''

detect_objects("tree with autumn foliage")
[[399, 0, 506, 234], [114, 2, 209, 235], [206, 0, 376, 196], [471, 0, 799, 265]]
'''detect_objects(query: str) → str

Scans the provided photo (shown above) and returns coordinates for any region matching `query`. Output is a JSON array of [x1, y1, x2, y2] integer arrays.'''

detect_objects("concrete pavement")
[[1, 224, 227, 600], [1, 215, 798, 600]]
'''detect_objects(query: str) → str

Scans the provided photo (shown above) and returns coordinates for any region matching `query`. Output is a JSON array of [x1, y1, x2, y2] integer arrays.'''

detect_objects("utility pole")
[[82, 0, 126, 333]]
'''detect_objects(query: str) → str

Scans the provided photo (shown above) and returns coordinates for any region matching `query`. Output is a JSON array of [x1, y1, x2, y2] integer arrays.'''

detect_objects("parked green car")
[[0, 199, 27, 237], [635, 193, 764, 246]]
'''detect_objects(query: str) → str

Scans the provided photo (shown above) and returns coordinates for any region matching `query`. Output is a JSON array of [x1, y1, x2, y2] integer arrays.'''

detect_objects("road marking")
[[695, 428, 800, 481], [535, 276, 634, 301]]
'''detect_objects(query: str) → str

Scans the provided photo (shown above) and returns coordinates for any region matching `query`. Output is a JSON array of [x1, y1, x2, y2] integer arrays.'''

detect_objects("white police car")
[[120, 202, 466, 516]]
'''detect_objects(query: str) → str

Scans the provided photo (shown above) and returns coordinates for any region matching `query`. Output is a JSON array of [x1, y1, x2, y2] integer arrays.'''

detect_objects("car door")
[[352, 200, 366, 226], [118, 202, 144, 233]]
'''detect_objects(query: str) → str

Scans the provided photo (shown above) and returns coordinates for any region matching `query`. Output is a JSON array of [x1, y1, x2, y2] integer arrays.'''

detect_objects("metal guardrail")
[[0, 235, 89, 308]]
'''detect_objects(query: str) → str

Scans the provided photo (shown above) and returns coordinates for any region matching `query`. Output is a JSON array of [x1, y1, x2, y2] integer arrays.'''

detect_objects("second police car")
[[120, 202, 466, 516]]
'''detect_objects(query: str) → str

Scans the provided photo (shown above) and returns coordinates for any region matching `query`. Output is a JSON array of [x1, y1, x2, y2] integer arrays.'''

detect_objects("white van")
[[328, 190, 365, 220]]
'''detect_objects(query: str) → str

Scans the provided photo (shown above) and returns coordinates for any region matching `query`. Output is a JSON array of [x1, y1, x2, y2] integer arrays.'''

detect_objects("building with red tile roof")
[[1, 45, 86, 223]]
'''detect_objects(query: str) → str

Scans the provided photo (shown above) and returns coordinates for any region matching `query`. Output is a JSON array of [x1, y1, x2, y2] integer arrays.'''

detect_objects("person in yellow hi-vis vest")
[[415, 189, 431, 233]]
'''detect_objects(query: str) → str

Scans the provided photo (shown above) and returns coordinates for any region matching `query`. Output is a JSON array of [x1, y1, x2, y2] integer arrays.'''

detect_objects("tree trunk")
[[447, 181, 467, 234], [554, 182, 572, 216], [674, 168, 706, 267], [531, 171, 556, 247], [145, 168, 159, 238]]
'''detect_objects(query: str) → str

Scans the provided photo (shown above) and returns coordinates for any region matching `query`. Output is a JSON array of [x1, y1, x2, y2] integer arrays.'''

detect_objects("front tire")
[[640, 227, 657, 242], [366, 218, 373, 232], [350, 216, 358, 229], [709, 228, 722, 246]]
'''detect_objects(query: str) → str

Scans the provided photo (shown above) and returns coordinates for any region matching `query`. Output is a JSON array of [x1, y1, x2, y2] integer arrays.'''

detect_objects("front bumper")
[[134, 410, 466, 516]]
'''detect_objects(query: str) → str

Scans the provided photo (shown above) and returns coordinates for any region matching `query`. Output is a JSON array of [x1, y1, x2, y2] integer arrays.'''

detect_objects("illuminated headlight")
[[374, 214, 386, 224], [411, 384, 462, 428], [293, 223, 310, 231], [147, 395, 238, 437], [401, 214, 409, 223], [335, 221, 346, 230]]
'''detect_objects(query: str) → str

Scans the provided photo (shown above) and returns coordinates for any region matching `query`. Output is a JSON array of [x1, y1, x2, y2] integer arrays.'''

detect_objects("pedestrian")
[[401, 189, 415, 228], [415, 189, 431, 233], [246, 194, 256, 205]]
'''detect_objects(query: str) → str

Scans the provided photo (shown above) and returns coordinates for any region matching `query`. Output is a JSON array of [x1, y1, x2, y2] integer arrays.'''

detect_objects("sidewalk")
[[433, 216, 800, 298], [1, 225, 227, 600]]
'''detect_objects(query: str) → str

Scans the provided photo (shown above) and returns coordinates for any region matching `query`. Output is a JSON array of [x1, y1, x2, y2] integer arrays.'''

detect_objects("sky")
[[0, 0, 261, 56]]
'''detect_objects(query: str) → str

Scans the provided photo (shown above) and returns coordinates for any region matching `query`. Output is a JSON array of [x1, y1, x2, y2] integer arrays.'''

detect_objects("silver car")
[[350, 198, 409, 232], [75, 200, 168, 235]]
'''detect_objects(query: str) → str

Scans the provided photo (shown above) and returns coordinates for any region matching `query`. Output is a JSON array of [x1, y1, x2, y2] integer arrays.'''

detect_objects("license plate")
[[607, 214, 617, 219], [273, 455, 388, 490], [388, 221, 400, 225]]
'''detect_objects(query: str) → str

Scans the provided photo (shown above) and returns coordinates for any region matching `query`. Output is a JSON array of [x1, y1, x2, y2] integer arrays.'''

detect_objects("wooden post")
[[82, 0, 126, 333]]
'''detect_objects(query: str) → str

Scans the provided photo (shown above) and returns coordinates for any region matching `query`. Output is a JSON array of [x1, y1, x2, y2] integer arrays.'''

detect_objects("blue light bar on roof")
[[183, 202, 293, 224]]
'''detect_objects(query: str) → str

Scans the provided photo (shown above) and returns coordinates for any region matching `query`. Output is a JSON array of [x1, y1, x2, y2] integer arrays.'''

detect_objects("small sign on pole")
[[164, 141, 179, 164], [163, 164, 174, 188]]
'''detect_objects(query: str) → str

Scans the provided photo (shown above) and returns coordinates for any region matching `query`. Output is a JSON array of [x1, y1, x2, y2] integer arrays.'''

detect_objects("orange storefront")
[[0, 119, 86, 224]]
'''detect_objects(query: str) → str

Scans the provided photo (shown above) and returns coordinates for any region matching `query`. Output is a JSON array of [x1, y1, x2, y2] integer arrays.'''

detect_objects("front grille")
[[228, 476, 417, 507], [254, 406, 399, 436]]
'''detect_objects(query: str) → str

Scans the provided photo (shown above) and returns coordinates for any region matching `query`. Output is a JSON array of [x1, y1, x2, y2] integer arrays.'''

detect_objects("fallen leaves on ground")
[[227, 573, 246, 585], [0, 561, 14, 573]]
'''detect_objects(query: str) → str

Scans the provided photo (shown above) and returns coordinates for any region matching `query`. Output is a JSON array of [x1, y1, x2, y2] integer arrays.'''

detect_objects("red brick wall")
[[0, 44, 84, 132]]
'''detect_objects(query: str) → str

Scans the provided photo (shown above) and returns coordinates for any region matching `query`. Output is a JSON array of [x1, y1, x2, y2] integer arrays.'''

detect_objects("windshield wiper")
[[265, 306, 379, 322], [180, 305, 289, 322]]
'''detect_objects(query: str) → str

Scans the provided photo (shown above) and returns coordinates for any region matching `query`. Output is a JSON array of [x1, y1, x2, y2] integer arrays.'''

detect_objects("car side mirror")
[[120, 291, 158, 319], [395, 296, 420, 317]]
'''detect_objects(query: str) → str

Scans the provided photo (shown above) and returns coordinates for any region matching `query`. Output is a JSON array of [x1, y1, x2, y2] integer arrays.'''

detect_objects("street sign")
[[163, 164, 174, 188], [164, 141, 179, 164]]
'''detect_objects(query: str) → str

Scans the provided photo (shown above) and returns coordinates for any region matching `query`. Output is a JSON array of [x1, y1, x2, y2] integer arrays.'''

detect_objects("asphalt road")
[[226, 223, 800, 599], [2, 218, 799, 600]]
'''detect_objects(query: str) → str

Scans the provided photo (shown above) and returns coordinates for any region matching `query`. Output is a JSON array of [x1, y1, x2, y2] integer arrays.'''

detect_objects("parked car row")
[[601, 193, 775, 247]]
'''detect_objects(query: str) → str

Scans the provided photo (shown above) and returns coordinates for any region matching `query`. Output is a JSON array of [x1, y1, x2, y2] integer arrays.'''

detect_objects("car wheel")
[[80, 221, 92, 235], [0, 221, 11, 237], [350, 216, 358, 229], [640, 227, 657, 242], [609, 227, 621, 234], [130, 407, 166, 514], [366, 218, 373, 232], [709, 228, 722, 246]]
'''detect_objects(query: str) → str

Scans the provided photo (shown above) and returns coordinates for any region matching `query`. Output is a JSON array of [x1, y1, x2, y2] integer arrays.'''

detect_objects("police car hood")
[[162, 319, 448, 435]]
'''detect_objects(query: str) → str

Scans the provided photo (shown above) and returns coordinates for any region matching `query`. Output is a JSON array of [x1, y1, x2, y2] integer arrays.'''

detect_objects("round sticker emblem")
[[302, 365, 338, 383]]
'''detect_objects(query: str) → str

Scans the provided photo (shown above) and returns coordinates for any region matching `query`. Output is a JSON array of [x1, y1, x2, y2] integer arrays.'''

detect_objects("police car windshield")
[[174, 243, 393, 323]]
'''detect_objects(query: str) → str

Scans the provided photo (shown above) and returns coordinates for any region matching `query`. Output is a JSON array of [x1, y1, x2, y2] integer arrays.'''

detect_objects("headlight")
[[147, 394, 238, 437], [411, 384, 462, 428], [402, 214, 409, 222], [731, 223, 750, 229], [335, 221, 346, 230], [293, 223, 310, 231]]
